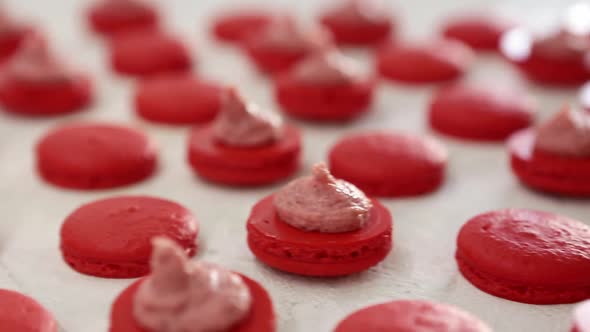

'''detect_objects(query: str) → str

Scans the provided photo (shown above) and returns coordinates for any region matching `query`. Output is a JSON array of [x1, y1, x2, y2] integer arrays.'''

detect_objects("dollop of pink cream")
[[292, 50, 363, 85], [329, 0, 390, 24], [573, 300, 590, 332], [273, 163, 372, 233], [3, 36, 73, 83], [535, 105, 590, 157], [213, 88, 283, 147], [133, 237, 252, 332], [255, 19, 332, 52]]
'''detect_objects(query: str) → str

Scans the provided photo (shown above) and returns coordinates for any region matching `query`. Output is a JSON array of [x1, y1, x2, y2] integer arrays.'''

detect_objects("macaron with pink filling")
[[87, 0, 159, 36], [501, 29, 590, 85], [329, 132, 448, 197], [319, 0, 394, 46], [275, 49, 375, 121], [509, 105, 590, 196], [429, 83, 536, 141], [334, 300, 491, 332], [0, 35, 92, 116], [0, 289, 57, 332], [242, 19, 333, 74], [109, 237, 276, 332], [247, 163, 393, 277], [187, 88, 301, 186], [377, 39, 474, 84]]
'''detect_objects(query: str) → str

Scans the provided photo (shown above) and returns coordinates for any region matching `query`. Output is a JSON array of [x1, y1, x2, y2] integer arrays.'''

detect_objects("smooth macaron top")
[[36, 123, 157, 187], [429, 83, 535, 140], [441, 14, 515, 50], [135, 73, 223, 125], [377, 39, 474, 83], [329, 132, 447, 185], [457, 209, 590, 286], [60, 196, 198, 263], [0, 289, 57, 332], [334, 300, 491, 332]]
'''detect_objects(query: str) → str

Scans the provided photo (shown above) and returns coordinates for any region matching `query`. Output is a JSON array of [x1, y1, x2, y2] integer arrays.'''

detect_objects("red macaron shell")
[[377, 39, 474, 84], [429, 84, 535, 141], [135, 74, 222, 125], [456, 208, 590, 304], [334, 300, 491, 332], [319, 14, 392, 46], [211, 11, 273, 43], [60, 196, 198, 278], [0, 75, 93, 116], [87, 1, 159, 36], [441, 15, 515, 51], [329, 132, 447, 197], [110, 31, 192, 77], [109, 275, 275, 332], [36, 123, 157, 190], [247, 195, 393, 277], [509, 129, 590, 196], [0, 289, 57, 332], [187, 125, 301, 186], [275, 75, 375, 121], [243, 39, 308, 74]]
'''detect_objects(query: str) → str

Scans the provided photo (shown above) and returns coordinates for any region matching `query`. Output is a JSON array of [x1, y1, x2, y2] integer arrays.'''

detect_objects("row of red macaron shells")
[[4, 0, 590, 119], [8, 188, 590, 331]]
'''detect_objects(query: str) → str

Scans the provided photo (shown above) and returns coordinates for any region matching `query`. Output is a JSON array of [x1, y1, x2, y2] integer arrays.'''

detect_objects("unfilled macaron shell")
[[441, 14, 515, 50], [87, 0, 159, 36], [211, 11, 273, 42], [135, 74, 223, 125], [109, 30, 192, 77], [377, 39, 474, 83], [36, 123, 158, 190], [334, 300, 491, 332], [429, 83, 535, 141], [456, 208, 590, 304], [60, 195, 199, 278], [0, 289, 57, 332], [329, 132, 448, 197]]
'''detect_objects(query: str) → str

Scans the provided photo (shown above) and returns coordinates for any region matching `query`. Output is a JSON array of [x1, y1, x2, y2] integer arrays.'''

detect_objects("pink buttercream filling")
[[254, 19, 332, 52], [291, 50, 363, 85], [2, 35, 73, 83], [133, 237, 252, 332], [328, 0, 390, 24], [212, 88, 283, 147], [535, 105, 590, 157], [273, 163, 372, 233], [574, 300, 590, 332]]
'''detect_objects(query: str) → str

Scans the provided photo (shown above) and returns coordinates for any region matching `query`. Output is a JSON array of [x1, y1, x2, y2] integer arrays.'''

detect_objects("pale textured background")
[[0, 0, 588, 331]]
